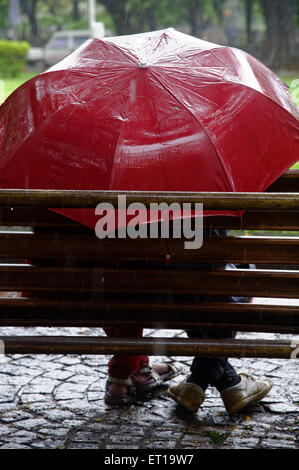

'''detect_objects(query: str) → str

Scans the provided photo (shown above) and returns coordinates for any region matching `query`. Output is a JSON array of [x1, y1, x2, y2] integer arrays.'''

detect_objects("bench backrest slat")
[[0, 298, 297, 333], [0, 265, 298, 297], [0, 233, 298, 264]]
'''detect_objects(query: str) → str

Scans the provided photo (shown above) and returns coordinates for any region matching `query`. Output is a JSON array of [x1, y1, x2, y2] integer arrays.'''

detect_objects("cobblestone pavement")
[[0, 326, 298, 450]]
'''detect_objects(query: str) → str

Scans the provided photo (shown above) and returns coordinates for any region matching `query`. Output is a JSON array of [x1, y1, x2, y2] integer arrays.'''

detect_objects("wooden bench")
[[0, 169, 298, 360]]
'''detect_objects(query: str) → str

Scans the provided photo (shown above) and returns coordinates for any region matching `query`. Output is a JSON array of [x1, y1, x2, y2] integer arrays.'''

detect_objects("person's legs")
[[103, 326, 148, 379], [186, 329, 241, 392], [168, 298, 273, 414], [185, 293, 250, 391], [103, 326, 181, 404]]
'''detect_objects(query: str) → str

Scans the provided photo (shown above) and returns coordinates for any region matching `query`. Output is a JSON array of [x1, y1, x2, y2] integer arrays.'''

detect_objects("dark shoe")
[[167, 379, 205, 413], [221, 373, 273, 414]]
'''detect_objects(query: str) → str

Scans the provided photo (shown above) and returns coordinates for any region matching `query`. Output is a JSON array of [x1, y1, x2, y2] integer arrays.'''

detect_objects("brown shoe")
[[167, 379, 205, 413], [221, 373, 273, 414]]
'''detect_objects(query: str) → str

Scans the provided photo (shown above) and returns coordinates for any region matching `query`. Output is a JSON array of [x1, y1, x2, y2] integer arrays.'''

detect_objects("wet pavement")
[[0, 323, 298, 451]]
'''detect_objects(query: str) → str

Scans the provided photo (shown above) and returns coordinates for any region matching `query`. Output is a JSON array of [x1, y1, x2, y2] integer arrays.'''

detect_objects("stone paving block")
[[54, 383, 87, 400], [140, 439, 178, 448], [67, 442, 99, 449], [264, 402, 299, 413], [0, 443, 31, 449], [261, 438, 296, 448], [222, 437, 260, 448], [71, 430, 103, 442], [87, 423, 119, 433], [67, 364, 99, 376], [105, 445, 139, 449], [43, 370, 76, 381], [20, 393, 52, 403], [10, 418, 49, 430], [0, 424, 14, 436], [60, 419, 86, 427], [106, 434, 144, 447], [19, 401, 54, 412], [56, 356, 82, 366], [38, 427, 69, 437], [180, 435, 212, 448], [22, 383, 57, 394], [59, 399, 98, 411], [30, 438, 66, 449], [0, 409, 32, 423]]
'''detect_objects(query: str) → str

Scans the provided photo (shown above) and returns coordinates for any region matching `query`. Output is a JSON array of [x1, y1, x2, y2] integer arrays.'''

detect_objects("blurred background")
[[0, 0, 299, 111]]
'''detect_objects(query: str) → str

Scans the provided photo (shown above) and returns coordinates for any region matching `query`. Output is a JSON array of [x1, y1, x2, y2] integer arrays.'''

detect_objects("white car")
[[43, 30, 93, 67]]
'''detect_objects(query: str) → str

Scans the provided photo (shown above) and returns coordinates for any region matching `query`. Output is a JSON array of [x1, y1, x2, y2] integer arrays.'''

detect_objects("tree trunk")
[[49, 0, 55, 16], [245, 0, 253, 45], [188, 0, 207, 37], [146, 5, 157, 31], [72, 0, 80, 21], [20, 0, 38, 40], [213, 0, 224, 24], [101, 0, 128, 35], [261, 0, 295, 69]]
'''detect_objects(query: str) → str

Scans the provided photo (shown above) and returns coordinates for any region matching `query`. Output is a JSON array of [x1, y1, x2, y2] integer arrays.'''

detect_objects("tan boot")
[[221, 373, 273, 414], [167, 379, 205, 413]]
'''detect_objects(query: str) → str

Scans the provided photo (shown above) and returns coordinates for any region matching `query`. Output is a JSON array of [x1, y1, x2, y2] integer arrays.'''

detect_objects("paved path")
[[0, 324, 298, 450]]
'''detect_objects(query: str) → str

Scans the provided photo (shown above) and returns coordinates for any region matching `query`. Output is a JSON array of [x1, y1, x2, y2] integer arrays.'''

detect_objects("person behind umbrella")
[[105, 226, 273, 414], [166, 228, 273, 416]]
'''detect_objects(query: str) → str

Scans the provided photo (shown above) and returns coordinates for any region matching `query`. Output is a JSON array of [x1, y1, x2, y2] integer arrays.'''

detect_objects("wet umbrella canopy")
[[0, 28, 298, 228]]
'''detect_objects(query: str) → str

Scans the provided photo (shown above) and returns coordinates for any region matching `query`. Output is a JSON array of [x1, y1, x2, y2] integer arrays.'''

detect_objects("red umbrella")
[[0, 28, 298, 228]]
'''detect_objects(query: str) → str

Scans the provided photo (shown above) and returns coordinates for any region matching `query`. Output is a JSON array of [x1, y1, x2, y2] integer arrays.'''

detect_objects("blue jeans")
[[185, 294, 249, 392]]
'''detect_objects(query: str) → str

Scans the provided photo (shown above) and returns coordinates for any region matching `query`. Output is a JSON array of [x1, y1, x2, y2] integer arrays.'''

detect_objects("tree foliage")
[[0, 0, 9, 28], [0, 38, 29, 76], [259, 0, 295, 68]]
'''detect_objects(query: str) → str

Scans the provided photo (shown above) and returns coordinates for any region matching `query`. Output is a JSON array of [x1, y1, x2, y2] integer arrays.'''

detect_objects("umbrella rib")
[[144, 72, 168, 191], [147, 29, 225, 67], [106, 75, 141, 190], [106, 111, 128, 191], [148, 69, 235, 192], [99, 38, 138, 66], [214, 46, 299, 122]]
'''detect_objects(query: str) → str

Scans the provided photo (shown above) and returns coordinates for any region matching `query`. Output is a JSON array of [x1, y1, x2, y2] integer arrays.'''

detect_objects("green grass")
[[281, 75, 298, 88], [202, 429, 228, 444], [0, 71, 37, 103]]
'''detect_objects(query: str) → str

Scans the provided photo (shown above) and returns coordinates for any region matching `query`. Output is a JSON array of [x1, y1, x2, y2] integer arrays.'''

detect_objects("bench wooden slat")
[[167, 236, 299, 264], [0, 336, 293, 358], [0, 299, 297, 333], [1, 209, 299, 231], [0, 189, 299, 210], [0, 266, 298, 297], [0, 233, 298, 264], [0, 208, 79, 227], [206, 212, 299, 231]]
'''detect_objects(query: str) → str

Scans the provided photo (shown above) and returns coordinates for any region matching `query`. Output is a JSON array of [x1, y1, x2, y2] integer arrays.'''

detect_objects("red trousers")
[[103, 327, 149, 379]]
